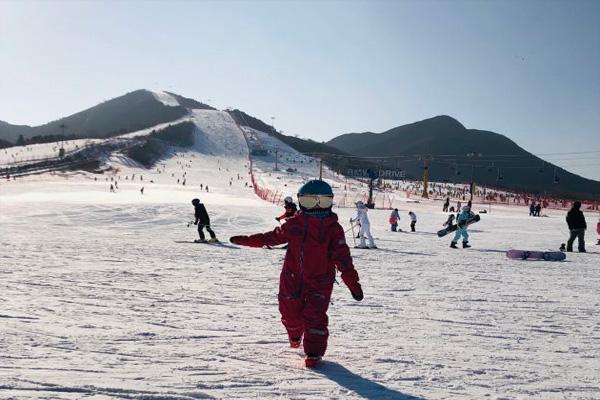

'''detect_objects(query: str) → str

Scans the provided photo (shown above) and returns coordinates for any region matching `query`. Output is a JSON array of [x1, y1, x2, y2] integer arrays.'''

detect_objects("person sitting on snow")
[[275, 196, 298, 222], [191, 198, 218, 243], [351, 201, 377, 249], [229, 180, 363, 368], [389, 208, 401, 232], [450, 205, 475, 249]]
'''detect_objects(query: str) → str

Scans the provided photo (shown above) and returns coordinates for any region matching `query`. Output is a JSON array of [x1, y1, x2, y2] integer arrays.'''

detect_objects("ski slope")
[[1, 112, 599, 400]]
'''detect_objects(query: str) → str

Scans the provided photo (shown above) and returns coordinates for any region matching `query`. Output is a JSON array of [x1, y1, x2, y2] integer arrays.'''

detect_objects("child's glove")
[[275, 217, 280, 222], [342, 272, 363, 302], [229, 235, 247, 244], [349, 284, 364, 301], [193, 221, 198, 225]]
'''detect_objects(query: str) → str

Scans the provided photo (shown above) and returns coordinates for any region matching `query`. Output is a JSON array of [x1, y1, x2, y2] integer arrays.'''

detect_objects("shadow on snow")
[[314, 361, 428, 400]]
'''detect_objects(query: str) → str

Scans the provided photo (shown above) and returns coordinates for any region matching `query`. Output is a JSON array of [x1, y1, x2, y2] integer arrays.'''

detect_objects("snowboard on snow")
[[175, 240, 238, 249], [437, 214, 481, 237], [506, 249, 566, 261]]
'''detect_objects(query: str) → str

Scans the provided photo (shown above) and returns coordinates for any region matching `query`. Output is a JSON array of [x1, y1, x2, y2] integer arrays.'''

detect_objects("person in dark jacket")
[[192, 198, 217, 243], [275, 196, 298, 222], [566, 201, 586, 252]]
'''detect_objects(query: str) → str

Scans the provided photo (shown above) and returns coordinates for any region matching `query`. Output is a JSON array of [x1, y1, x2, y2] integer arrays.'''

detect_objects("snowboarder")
[[565, 201, 586, 252], [389, 208, 400, 232], [229, 180, 363, 368], [191, 198, 218, 243], [351, 201, 376, 249], [408, 211, 417, 232], [450, 205, 475, 249], [275, 196, 298, 222], [443, 214, 455, 229]]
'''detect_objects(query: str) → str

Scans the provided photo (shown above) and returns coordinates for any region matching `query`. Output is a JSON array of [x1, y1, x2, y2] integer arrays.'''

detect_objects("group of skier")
[[187, 180, 598, 369]]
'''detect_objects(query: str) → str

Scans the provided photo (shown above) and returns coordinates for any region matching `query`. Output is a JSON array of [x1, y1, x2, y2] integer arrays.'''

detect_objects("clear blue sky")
[[1, 0, 599, 179]]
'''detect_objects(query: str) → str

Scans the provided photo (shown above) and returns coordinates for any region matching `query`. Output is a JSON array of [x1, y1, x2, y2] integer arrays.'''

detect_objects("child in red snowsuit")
[[230, 180, 363, 368]]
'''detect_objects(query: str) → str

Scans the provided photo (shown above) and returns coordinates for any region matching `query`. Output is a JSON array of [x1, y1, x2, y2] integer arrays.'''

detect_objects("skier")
[[443, 214, 455, 229], [140, 186, 144, 195], [275, 196, 298, 222], [565, 201, 586, 252], [109, 184, 114, 192], [191, 198, 218, 243], [408, 211, 417, 232], [450, 205, 475, 249], [351, 201, 376, 249], [443, 197, 450, 212], [535, 203, 541, 217], [596, 217, 600, 246], [389, 208, 400, 232], [529, 203, 535, 216], [229, 180, 363, 368]]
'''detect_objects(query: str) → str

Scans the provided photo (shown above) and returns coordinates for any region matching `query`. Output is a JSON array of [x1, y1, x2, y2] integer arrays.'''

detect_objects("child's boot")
[[289, 337, 301, 348], [305, 354, 322, 368], [450, 241, 458, 249], [462, 241, 471, 248]]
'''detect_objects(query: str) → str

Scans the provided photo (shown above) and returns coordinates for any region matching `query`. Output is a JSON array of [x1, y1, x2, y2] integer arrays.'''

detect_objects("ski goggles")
[[298, 194, 334, 209]]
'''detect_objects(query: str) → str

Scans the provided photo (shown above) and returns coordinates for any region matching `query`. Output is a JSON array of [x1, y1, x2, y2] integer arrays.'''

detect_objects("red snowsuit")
[[233, 211, 361, 357]]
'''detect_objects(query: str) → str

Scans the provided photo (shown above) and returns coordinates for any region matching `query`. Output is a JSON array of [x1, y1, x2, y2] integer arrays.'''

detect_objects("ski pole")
[[350, 220, 357, 247]]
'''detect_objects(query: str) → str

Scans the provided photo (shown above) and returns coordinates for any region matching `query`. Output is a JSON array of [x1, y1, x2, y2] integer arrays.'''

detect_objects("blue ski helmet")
[[297, 179, 333, 197], [297, 179, 333, 213]]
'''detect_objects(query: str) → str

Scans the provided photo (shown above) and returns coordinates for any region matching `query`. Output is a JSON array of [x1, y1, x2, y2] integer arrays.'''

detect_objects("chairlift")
[[497, 168, 504, 181]]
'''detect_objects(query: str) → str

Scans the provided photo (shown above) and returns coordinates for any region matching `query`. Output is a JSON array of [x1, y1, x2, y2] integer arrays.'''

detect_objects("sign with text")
[[346, 168, 406, 179]]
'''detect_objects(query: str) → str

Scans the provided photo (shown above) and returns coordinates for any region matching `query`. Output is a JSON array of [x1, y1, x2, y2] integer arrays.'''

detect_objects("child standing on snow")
[[408, 211, 417, 232], [451, 205, 475, 249], [191, 198, 218, 243], [351, 201, 377, 249], [389, 208, 401, 232], [275, 196, 298, 222], [229, 180, 363, 368]]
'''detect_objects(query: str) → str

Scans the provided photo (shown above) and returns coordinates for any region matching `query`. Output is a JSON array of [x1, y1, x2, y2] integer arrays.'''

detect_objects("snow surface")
[[152, 91, 181, 107], [1, 112, 599, 400]]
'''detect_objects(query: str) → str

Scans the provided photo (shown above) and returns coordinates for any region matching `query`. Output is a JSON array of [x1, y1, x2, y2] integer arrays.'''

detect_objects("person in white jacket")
[[350, 201, 377, 249]]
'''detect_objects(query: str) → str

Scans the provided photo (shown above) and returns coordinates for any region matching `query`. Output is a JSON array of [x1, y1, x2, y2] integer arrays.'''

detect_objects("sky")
[[1, 0, 599, 180]]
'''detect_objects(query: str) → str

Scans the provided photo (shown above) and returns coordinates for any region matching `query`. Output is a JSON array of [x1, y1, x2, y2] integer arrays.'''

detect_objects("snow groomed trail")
[[1, 110, 599, 399]]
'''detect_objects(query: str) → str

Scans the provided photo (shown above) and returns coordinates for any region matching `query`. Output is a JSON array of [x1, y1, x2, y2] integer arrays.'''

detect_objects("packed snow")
[[1, 110, 599, 400], [152, 91, 181, 107]]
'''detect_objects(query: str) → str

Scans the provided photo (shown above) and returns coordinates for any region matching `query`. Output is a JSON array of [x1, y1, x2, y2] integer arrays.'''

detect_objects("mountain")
[[0, 90, 213, 144], [327, 115, 600, 199]]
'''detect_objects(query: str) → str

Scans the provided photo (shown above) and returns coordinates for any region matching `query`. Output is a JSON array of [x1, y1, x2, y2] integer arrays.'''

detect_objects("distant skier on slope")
[[389, 208, 401, 232], [408, 211, 417, 232], [596, 217, 600, 245], [275, 196, 298, 222], [450, 205, 475, 249], [229, 180, 363, 368], [351, 201, 377, 249], [191, 198, 218, 243], [565, 201, 586, 252], [443, 213, 455, 229]]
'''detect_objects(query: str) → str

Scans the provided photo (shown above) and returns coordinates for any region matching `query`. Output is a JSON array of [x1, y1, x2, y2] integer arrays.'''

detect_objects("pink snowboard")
[[506, 250, 566, 261]]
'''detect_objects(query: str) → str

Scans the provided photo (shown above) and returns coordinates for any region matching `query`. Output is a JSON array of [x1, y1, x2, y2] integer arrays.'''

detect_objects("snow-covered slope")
[[1, 109, 599, 400]]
